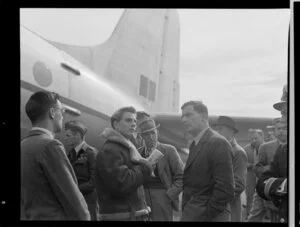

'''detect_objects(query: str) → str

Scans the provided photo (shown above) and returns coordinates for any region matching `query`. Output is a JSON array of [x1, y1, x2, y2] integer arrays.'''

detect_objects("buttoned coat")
[[230, 138, 247, 222], [181, 128, 234, 221], [138, 142, 184, 212], [253, 140, 279, 179], [256, 144, 288, 222], [21, 129, 90, 220], [68, 142, 98, 220]]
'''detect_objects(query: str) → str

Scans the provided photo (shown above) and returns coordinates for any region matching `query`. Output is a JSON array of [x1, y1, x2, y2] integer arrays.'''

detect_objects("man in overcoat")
[[138, 118, 184, 221], [247, 118, 286, 222], [214, 116, 248, 222], [64, 121, 98, 220], [256, 84, 288, 223], [21, 91, 90, 220], [95, 106, 153, 221], [180, 101, 234, 222]]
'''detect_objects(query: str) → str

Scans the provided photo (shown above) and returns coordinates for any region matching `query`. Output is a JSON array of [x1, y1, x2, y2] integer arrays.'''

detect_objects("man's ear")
[[49, 108, 55, 119], [113, 120, 118, 130]]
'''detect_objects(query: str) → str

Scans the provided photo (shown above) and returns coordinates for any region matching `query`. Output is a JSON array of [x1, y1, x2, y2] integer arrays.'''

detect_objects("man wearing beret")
[[214, 116, 248, 222], [137, 118, 184, 221], [64, 121, 98, 220]]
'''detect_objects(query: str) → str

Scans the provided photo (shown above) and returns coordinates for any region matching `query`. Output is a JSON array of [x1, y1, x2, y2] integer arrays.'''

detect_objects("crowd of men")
[[21, 84, 288, 222]]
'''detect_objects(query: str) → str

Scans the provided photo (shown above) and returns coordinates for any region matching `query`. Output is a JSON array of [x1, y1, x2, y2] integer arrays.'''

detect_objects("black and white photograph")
[[17, 5, 295, 225]]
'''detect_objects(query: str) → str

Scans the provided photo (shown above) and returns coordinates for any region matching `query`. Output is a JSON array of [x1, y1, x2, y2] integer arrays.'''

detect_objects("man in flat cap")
[[256, 84, 288, 223], [64, 121, 98, 220], [214, 116, 248, 222], [134, 111, 151, 149], [137, 118, 184, 221]]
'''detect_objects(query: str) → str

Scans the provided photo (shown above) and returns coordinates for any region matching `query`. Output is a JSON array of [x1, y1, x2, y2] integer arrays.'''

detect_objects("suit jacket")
[[181, 128, 234, 221], [253, 140, 279, 212], [68, 142, 98, 220], [138, 142, 184, 211], [68, 142, 98, 196], [256, 144, 288, 222], [21, 129, 90, 220], [230, 138, 247, 222], [253, 140, 279, 179]]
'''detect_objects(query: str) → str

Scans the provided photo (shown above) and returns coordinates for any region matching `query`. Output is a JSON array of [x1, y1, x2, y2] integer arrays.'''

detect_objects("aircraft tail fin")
[[48, 9, 180, 113]]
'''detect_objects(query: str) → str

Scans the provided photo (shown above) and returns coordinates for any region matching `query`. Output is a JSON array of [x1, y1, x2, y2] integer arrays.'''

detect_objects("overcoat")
[[21, 129, 90, 220], [95, 128, 152, 220]]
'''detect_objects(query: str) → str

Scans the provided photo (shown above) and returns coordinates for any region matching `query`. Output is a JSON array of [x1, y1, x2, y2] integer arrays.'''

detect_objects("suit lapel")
[[156, 143, 167, 170], [184, 128, 212, 171]]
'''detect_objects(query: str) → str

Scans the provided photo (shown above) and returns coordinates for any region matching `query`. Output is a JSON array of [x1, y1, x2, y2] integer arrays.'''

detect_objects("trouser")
[[84, 191, 98, 221], [230, 194, 242, 222], [247, 191, 269, 222], [212, 209, 231, 222], [246, 177, 256, 218], [144, 188, 173, 221]]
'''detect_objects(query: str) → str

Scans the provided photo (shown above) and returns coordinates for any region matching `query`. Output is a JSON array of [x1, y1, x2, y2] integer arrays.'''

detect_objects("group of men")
[[21, 84, 288, 222]]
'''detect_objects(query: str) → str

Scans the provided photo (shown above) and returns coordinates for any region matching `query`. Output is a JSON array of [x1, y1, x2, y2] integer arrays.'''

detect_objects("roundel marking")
[[33, 61, 53, 87]]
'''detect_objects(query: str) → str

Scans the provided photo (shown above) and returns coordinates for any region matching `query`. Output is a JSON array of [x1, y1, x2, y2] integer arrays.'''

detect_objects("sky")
[[20, 8, 290, 118]]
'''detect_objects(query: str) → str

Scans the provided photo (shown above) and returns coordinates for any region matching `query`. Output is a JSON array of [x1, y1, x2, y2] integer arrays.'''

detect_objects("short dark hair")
[[65, 121, 87, 139], [181, 100, 208, 117], [25, 91, 60, 125], [111, 106, 136, 129]]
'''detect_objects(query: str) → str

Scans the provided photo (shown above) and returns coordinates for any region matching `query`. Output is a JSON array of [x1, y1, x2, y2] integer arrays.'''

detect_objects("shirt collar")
[[193, 127, 209, 146], [74, 141, 86, 154], [31, 127, 54, 139]]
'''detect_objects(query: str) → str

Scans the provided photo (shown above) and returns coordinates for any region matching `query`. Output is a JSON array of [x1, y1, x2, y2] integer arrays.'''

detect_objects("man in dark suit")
[[21, 91, 90, 220], [180, 101, 234, 222], [64, 121, 98, 220], [214, 116, 248, 222], [137, 118, 184, 221]]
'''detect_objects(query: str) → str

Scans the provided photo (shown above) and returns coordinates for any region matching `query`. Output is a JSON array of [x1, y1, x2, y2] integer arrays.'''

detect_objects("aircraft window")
[[139, 75, 148, 98], [148, 80, 156, 102]]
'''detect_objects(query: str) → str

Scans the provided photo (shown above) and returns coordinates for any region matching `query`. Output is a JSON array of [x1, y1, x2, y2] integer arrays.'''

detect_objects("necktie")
[[189, 141, 196, 152], [69, 148, 76, 161], [143, 147, 152, 158], [188, 141, 196, 157]]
